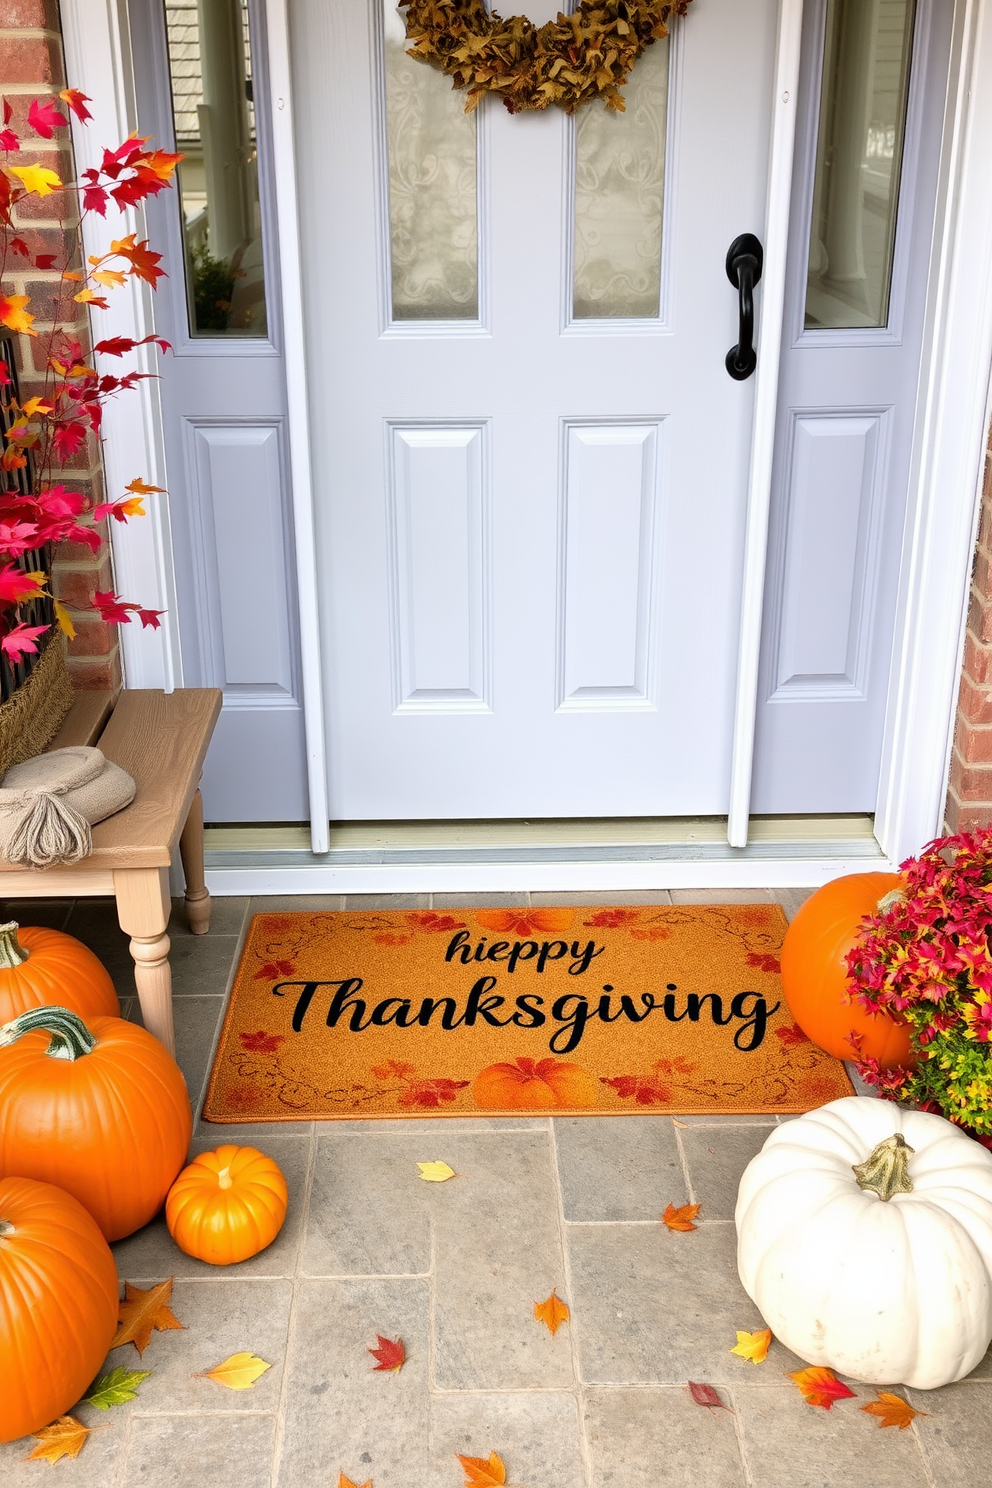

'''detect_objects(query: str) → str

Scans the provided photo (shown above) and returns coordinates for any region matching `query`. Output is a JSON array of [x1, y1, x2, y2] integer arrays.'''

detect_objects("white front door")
[[294, 0, 779, 820]]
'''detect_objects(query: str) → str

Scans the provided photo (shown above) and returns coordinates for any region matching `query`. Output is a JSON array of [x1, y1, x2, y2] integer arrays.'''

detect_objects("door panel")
[[129, 0, 309, 822], [294, 0, 777, 820], [751, 0, 950, 812]]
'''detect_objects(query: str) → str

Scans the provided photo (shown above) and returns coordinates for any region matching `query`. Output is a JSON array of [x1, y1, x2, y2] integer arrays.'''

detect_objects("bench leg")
[[179, 787, 211, 936], [114, 866, 175, 1056]]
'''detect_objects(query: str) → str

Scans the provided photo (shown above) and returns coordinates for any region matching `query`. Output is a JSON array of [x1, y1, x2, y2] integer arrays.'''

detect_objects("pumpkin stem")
[[0, 1218, 14, 1237], [852, 1133, 915, 1201], [0, 1004, 97, 1061], [0, 920, 29, 969], [217, 1167, 233, 1190]]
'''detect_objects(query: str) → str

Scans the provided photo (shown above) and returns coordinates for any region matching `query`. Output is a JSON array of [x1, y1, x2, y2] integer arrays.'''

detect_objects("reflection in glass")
[[805, 0, 915, 330], [382, 0, 479, 320], [164, 0, 268, 336], [572, 36, 668, 320]]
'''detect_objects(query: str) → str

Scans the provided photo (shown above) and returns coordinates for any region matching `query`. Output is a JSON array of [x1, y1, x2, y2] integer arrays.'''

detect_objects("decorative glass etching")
[[163, 0, 269, 336], [382, 0, 479, 320], [572, 35, 668, 320], [805, 0, 916, 330]]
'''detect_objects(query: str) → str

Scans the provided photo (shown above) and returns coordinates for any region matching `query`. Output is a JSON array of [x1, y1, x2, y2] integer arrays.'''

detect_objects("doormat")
[[202, 905, 853, 1122]]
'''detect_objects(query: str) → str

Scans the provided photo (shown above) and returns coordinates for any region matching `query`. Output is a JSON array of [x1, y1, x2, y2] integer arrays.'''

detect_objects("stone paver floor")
[[1, 888, 987, 1487]]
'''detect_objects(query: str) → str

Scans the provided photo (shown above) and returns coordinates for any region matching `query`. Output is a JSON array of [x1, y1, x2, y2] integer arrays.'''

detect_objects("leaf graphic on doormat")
[[790, 1366, 856, 1409], [687, 1382, 733, 1412], [254, 960, 295, 980], [662, 1202, 701, 1232], [23, 1417, 95, 1463], [239, 1030, 285, 1054], [456, 1451, 507, 1486], [475, 909, 571, 935], [533, 1290, 570, 1336], [729, 1329, 772, 1364], [861, 1392, 925, 1429], [775, 1023, 809, 1047], [368, 1335, 406, 1373], [112, 1279, 184, 1354]]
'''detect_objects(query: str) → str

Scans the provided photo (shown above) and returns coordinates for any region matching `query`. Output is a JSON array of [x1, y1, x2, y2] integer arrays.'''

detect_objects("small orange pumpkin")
[[0, 1175, 119, 1443], [166, 1146, 288, 1265], [0, 1005, 192, 1240], [472, 1055, 599, 1110], [0, 920, 118, 1023], [780, 872, 915, 1067]]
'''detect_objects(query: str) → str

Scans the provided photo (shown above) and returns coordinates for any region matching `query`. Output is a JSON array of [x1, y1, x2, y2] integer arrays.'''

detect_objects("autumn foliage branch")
[[0, 87, 181, 666]]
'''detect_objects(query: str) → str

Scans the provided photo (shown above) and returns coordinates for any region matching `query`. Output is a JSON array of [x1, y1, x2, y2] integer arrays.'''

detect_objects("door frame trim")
[[61, 0, 331, 854], [61, 0, 992, 878]]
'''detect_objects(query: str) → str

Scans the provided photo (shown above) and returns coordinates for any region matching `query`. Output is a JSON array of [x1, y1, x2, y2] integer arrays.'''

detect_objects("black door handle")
[[725, 233, 763, 381]]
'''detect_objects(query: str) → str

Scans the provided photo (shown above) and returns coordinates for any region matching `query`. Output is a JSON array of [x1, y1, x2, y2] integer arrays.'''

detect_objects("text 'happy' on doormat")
[[202, 904, 853, 1121]]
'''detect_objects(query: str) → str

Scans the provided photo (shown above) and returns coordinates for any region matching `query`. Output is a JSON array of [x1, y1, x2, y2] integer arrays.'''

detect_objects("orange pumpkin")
[[0, 1175, 118, 1443], [472, 1055, 599, 1110], [0, 1005, 192, 1241], [0, 919, 118, 1023], [780, 872, 915, 1067], [166, 1145, 288, 1265]]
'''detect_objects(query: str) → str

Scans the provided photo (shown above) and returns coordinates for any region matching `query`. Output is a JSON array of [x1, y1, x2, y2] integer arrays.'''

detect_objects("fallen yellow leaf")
[[730, 1328, 772, 1364], [456, 1451, 507, 1487], [534, 1289, 570, 1336], [417, 1161, 456, 1182], [198, 1352, 272, 1390], [861, 1392, 925, 1429], [23, 1416, 92, 1463]]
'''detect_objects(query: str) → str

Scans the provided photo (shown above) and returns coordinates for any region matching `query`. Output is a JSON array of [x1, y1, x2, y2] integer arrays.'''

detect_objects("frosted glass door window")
[[163, 0, 269, 336], [805, 0, 915, 329], [572, 36, 669, 320], [382, 0, 479, 320]]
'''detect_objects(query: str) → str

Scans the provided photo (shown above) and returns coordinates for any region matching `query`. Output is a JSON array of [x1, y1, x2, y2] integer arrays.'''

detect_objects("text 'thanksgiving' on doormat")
[[203, 904, 856, 1118], [203, 904, 852, 1121]]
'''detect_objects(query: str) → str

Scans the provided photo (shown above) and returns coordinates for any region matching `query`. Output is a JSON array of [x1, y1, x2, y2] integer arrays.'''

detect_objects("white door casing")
[[296, 0, 779, 821]]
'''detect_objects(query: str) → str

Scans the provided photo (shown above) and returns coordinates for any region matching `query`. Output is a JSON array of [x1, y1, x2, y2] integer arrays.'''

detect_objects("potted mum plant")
[[846, 826, 992, 1142], [0, 87, 178, 771]]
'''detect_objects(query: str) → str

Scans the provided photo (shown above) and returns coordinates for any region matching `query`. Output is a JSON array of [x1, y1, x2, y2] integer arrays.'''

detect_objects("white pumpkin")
[[736, 1096, 992, 1389]]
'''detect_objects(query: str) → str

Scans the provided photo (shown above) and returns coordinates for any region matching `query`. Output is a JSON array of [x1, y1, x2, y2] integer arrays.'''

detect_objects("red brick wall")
[[0, 0, 120, 690], [945, 424, 992, 833]]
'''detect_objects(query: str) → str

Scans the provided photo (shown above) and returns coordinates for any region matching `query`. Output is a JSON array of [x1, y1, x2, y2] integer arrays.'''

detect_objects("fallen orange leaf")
[[534, 1289, 570, 1336], [111, 1278, 184, 1355], [789, 1366, 857, 1410], [456, 1450, 507, 1486], [662, 1202, 701, 1232], [23, 1416, 93, 1463], [730, 1328, 772, 1363], [861, 1392, 925, 1429], [369, 1335, 406, 1372], [338, 1475, 372, 1488]]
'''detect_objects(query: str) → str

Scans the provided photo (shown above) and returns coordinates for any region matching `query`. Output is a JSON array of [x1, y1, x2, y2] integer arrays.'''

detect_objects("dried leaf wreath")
[[399, 0, 695, 114]]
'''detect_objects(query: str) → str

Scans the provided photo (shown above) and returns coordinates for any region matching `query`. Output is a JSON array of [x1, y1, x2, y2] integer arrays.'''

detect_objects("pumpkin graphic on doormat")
[[472, 1056, 599, 1109]]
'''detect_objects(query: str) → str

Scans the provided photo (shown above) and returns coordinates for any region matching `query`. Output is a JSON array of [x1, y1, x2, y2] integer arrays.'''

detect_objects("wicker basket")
[[0, 630, 73, 779]]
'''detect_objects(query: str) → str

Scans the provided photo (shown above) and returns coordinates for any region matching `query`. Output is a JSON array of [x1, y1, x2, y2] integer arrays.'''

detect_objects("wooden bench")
[[0, 688, 222, 1056]]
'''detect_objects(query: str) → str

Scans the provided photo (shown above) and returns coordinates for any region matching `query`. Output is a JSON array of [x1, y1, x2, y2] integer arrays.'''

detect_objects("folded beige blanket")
[[0, 746, 136, 868]]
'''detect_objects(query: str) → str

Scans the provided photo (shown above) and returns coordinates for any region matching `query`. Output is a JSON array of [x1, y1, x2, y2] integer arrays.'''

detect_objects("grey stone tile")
[[248, 895, 346, 913], [430, 1391, 586, 1488], [123, 1413, 276, 1488], [774, 887, 816, 921], [343, 894, 431, 909], [678, 1125, 772, 1220], [430, 1132, 573, 1390], [64, 896, 134, 991], [583, 1386, 746, 1487], [167, 933, 241, 996], [99, 1279, 292, 1415], [567, 1219, 773, 1384], [169, 895, 249, 938], [303, 1130, 434, 1277], [907, 1380, 992, 1485], [1, 897, 72, 930], [112, 1134, 310, 1280], [328, 1116, 550, 1134], [431, 893, 533, 907], [735, 1383, 931, 1488], [127, 994, 225, 1111], [0, 1405, 126, 1484], [530, 890, 673, 905], [554, 1115, 686, 1221], [674, 1113, 777, 1126], [669, 889, 775, 904], [276, 1277, 431, 1488]]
